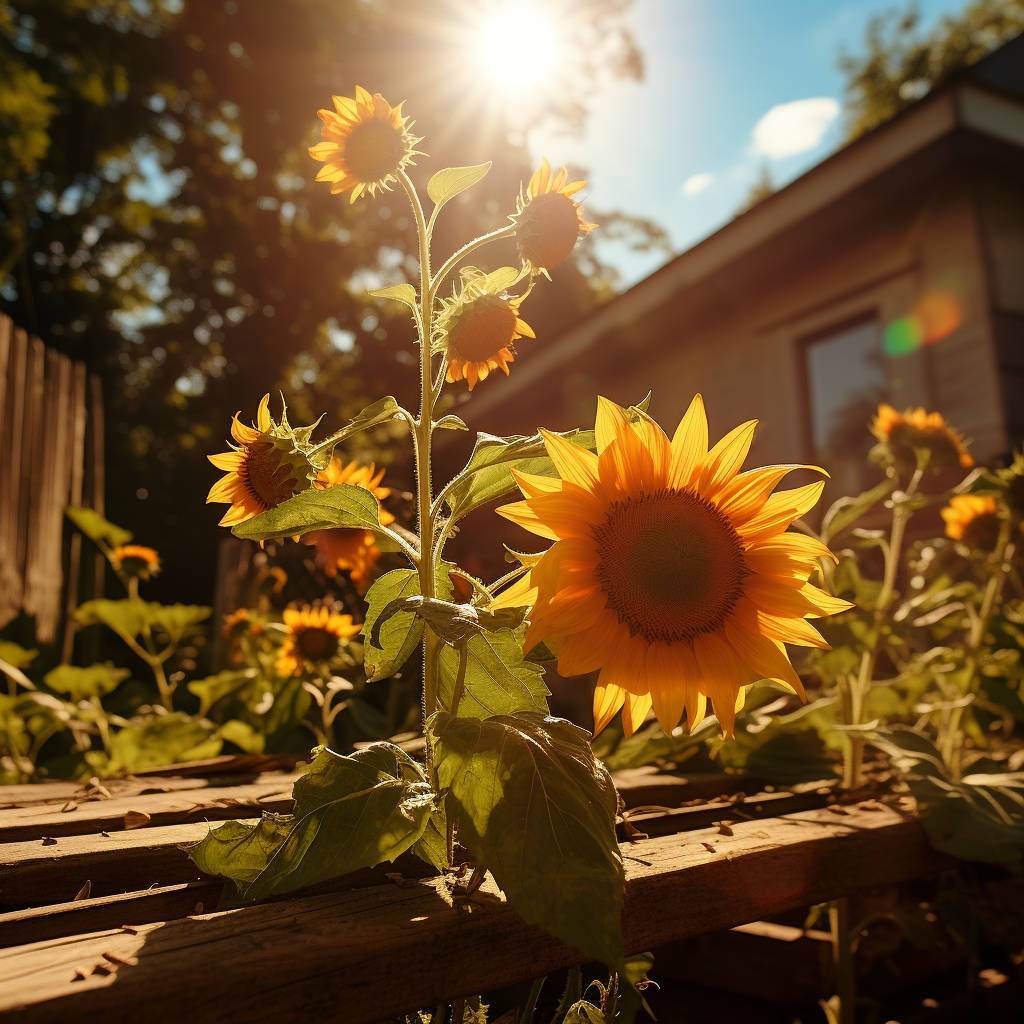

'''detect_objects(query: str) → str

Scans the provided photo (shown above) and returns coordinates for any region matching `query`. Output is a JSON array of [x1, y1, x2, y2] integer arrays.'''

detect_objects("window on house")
[[805, 317, 888, 495]]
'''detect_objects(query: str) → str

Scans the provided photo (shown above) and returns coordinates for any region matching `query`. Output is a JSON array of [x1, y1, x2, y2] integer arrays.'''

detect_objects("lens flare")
[[883, 290, 963, 357]]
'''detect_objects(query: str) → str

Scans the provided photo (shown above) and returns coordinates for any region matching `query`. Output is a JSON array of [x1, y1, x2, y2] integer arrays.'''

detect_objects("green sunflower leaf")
[[43, 663, 130, 701], [65, 506, 133, 549], [431, 711, 624, 966], [437, 626, 549, 719], [232, 482, 382, 543], [368, 284, 417, 311], [427, 161, 491, 210], [75, 599, 209, 645], [188, 743, 436, 902]]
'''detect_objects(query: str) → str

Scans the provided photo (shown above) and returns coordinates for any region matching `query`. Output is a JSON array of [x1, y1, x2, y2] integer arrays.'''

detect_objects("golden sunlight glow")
[[475, 3, 560, 92]]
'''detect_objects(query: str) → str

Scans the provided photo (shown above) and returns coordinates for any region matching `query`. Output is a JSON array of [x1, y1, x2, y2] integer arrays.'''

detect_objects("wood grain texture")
[[0, 800, 950, 1023]]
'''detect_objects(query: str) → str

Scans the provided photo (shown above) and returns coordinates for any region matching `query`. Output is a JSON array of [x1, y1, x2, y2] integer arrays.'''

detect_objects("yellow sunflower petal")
[[669, 394, 708, 488]]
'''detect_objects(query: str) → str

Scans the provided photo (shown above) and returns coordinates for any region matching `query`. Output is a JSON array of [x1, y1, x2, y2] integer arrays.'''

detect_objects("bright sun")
[[475, 3, 560, 92]]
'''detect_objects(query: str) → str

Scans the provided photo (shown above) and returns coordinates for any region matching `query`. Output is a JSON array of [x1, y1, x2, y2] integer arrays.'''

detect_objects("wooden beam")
[[0, 801, 950, 1023]]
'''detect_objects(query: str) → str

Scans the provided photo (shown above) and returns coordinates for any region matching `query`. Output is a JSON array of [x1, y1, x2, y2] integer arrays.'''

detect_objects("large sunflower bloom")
[[512, 158, 597, 273], [871, 403, 973, 472], [305, 458, 395, 592], [276, 604, 360, 677], [492, 397, 853, 737], [207, 395, 312, 528], [941, 494, 1001, 549], [309, 86, 421, 203]]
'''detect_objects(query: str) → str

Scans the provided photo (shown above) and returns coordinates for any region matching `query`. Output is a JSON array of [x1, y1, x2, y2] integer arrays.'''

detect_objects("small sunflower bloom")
[[309, 86, 421, 203], [512, 158, 596, 273], [111, 544, 160, 580], [207, 395, 316, 529], [276, 603, 361, 677], [305, 458, 394, 592], [437, 270, 535, 391], [941, 494, 1002, 550], [871, 403, 973, 473], [492, 396, 852, 738]]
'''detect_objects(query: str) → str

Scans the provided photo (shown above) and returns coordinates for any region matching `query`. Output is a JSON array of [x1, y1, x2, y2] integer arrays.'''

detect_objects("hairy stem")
[[400, 169, 440, 781], [430, 223, 516, 302]]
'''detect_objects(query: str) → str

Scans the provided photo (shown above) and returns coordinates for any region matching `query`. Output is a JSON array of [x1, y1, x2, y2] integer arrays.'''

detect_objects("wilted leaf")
[[370, 595, 524, 649], [233, 483, 382, 543], [427, 162, 491, 208], [437, 627, 549, 719], [44, 663, 130, 701], [431, 711, 624, 966], [65, 506, 132, 548], [188, 743, 435, 901]]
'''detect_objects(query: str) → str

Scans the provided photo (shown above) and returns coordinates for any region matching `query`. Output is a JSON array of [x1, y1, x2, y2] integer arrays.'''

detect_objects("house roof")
[[466, 34, 1024, 421]]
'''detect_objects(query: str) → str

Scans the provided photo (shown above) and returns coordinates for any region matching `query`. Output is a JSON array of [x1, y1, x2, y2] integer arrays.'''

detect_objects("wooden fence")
[[0, 314, 104, 652]]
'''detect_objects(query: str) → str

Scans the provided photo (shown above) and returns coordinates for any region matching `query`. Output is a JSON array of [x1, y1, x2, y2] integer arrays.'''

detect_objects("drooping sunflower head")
[[276, 603, 361, 677], [511, 158, 596, 273], [223, 607, 262, 638], [871, 403, 973, 473], [111, 544, 160, 580], [309, 86, 422, 203], [941, 494, 1002, 550], [304, 457, 394, 592], [436, 269, 535, 391], [207, 395, 318, 529], [492, 396, 852, 738]]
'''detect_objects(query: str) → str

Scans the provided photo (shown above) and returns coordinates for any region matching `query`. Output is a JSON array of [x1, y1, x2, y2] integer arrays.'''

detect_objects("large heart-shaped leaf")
[[188, 743, 436, 901], [232, 483, 383, 543], [438, 627, 549, 719], [431, 711, 624, 966]]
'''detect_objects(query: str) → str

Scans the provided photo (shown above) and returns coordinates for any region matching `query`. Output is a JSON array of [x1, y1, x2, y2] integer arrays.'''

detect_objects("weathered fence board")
[[0, 798, 948, 1024], [0, 313, 104, 642]]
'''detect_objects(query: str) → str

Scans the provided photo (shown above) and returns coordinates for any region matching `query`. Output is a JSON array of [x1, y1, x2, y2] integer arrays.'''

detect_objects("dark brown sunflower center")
[[448, 296, 517, 362], [295, 625, 340, 662], [344, 119, 407, 182], [888, 423, 964, 470], [962, 511, 1001, 551], [517, 192, 581, 269], [241, 442, 295, 511], [591, 488, 747, 644]]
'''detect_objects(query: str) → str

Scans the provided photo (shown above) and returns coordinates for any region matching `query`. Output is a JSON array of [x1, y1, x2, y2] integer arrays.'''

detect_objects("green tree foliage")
[[0, 0, 668, 603], [839, 0, 1024, 140]]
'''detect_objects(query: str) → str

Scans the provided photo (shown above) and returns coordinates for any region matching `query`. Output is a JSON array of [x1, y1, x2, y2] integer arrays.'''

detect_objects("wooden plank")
[[0, 801, 950, 1023], [18, 337, 46, 632], [0, 325, 27, 625], [0, 770, 299, 811], [0, 779, 810, 908], [61, 361, 88, 662], [0, 776, 298, 843]]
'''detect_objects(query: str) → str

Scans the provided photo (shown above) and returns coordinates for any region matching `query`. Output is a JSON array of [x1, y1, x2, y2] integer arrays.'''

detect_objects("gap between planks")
[[0, 800, 950, 1024]]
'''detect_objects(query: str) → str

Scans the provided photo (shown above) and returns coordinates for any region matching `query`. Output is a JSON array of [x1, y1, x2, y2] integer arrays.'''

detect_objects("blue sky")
[[528, 0, 970, 286]]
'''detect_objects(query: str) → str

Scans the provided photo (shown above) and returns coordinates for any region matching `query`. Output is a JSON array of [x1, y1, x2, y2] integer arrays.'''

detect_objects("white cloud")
[[681, 171, 714, 197], [751, 97, 840, 159]]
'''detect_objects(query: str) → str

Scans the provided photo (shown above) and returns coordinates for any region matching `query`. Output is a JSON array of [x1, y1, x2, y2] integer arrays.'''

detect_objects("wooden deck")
[[0, 757, 950, 1022]]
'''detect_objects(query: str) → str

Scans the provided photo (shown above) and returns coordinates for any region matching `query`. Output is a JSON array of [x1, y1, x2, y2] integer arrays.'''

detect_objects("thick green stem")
[[399, 169, 440, 781]]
